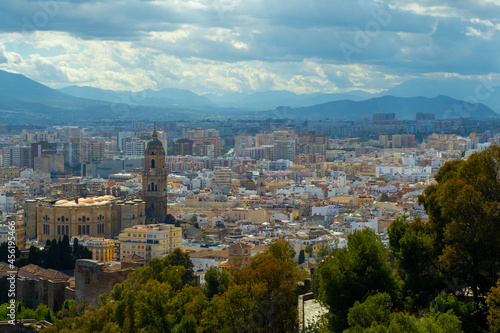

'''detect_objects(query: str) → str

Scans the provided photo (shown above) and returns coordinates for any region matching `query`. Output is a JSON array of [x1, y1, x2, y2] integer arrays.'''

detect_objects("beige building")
[[75, 237, 115, 262], [34, 154, 64, 173], [24, 196, 145, 242], [235, 134, 253, 157], [0, 166, 21, 178], [0, 219, 25, 250], [228, 207, 268, 223], [118, 224, 182, 262]]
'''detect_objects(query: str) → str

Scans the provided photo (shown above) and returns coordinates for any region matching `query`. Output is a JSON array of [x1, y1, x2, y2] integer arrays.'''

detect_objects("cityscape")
[[1, 1, 500, 333]]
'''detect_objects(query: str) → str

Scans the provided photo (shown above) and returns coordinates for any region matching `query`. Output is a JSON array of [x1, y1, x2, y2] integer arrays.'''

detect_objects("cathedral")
[[142, 129, 168, 224]]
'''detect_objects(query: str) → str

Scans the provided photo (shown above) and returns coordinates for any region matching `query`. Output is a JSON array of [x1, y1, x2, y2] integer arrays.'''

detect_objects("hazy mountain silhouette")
[[0, 69, 498, 123], [59, 85, 214, 108], [281, 95, 498, 120]]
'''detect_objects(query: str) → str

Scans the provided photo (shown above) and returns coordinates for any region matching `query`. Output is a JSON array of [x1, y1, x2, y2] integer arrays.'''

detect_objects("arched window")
[[85, 271, 90, 284], [151, 182, 154, 191], [155, 184, 158, 192], [148, 184, 150, 191], [151, 159, 155, 169]]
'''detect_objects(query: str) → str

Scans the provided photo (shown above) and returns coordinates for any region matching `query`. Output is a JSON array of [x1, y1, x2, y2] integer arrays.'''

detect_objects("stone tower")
[[142, 129, 168, 224], [256, 170, 266, 197]]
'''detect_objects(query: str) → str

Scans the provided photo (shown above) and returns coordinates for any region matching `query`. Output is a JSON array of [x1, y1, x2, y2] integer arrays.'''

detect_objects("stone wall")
[[74, 259, 131, 308]]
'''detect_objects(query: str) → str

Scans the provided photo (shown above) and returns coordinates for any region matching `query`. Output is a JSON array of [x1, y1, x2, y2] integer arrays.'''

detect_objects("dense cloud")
[[0, 0, 499, 93]]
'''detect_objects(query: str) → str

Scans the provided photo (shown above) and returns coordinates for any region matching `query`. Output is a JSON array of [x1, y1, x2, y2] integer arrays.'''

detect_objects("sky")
[[0, 0, 499, 95]]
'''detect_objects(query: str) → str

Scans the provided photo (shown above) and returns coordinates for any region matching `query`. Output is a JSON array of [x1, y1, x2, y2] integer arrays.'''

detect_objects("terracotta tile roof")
[[121, 254, 145, 262], [18, 264, 70, 281], [0, 262, 15, 277]]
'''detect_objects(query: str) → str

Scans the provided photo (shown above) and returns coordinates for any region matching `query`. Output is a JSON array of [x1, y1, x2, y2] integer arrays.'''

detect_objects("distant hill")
[[1, 69, 498, 123], [279, 95, 499, 120], [0, 70, 198, 123], [59, 86, 214, 108], [205, 89, 373, 109], [58, 85, 125, 103], [62, 86, 375, 110], [0, 70, 76, 102], [379, 78, 500, 113], [58, 77, 500, 113]]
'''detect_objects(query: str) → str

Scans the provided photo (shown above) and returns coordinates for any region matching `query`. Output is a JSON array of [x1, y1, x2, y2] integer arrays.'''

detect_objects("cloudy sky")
[[0, 0, 499, 95]]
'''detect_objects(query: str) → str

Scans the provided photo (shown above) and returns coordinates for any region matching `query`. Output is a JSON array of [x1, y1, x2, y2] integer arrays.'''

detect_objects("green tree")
[[60, 235, 74, 270], [162, 248, 195, 286], [487, 275, 500, 333], [204, 267, 230, 300], [430, 292, 476, 332], [268, 240, 295, 263], [46, 238, 60, 270], [202, 240, 306, 332], [418, 145, 500, 303], [42, 249, 205, 333], [165, 214, 176, 224], [388, 216, 444, 309], [386, 311, 463, 333], [305, 245, 313, 258], [28, 245, 45, 266], [0, 242, 21, 263], [345, 292, 392, 332], [298, 250, 306, 265], [72, 238, 78, 257], [314, 228, 401, 332]]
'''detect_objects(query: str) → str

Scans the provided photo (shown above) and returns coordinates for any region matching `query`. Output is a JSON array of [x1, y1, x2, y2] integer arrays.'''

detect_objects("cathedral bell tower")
[[142, 128, 168, 224], [256, 170, 266, 197]]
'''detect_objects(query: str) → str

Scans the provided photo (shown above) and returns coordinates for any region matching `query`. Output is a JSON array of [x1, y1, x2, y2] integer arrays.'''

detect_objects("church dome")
[[145, 130, 165, 155]]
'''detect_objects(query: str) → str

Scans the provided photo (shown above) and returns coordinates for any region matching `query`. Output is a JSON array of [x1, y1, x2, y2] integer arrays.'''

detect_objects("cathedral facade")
[[142, 129, 168, 224]]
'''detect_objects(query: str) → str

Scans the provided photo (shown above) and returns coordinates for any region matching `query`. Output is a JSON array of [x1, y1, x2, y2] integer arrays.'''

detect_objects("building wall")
[[118, 224, 182, 261], [74, 260, 130, 308], [17, 278, 68, 311], [25, 198, 145, 242]]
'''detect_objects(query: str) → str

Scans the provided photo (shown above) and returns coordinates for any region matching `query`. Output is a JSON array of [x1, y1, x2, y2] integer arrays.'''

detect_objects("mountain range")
[[0, 69, 498, 123], [60, 77, 500, 113]]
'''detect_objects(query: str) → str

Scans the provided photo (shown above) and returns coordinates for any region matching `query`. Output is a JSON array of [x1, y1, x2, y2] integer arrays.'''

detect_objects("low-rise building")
[[118, 224, 182, 262]]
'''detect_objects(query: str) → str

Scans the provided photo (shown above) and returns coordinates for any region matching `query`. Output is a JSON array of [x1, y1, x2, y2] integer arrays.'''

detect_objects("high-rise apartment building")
[[212, 166, 232, 195], [192, 137, 222, 158], [2, 146, 31, 168], [272, 138, 297, 161], [173, 138, 193, 156], [235, 134, 253, 157], [126, 140, 146, 156]]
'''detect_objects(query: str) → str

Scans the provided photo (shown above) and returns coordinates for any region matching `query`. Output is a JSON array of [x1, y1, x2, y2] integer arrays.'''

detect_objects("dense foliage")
[[311, 145, 500, 332], [39, 241, 305, 333], [1, 235, 92, 270], [7, 146, 499, 332]]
